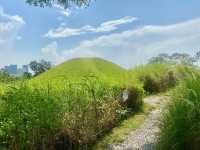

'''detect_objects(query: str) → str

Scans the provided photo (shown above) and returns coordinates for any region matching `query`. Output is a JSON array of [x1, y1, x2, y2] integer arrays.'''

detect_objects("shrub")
[[120, 86, 144, 110], [130, 64, 178, 94], [143, 75, 160, 93], [158, 72, 200, 150]]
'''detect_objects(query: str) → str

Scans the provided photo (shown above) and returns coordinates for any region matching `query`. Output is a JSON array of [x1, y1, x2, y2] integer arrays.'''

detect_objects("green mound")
[[32, 57, 128, 85]]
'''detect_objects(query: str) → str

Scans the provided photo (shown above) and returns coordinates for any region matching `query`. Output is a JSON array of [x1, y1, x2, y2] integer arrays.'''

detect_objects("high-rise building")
[[4, 65, 17, 75], [2, 64, 29, 76]]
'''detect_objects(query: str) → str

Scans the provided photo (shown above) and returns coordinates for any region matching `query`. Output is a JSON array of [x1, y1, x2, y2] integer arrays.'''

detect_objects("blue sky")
[[0, 0, 200, 68]]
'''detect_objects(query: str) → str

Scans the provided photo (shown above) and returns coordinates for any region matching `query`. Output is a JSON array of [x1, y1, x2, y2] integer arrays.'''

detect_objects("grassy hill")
[[0, 58, 144, 149], [32, 57, 128, 85], [2, 59, 196, 150]]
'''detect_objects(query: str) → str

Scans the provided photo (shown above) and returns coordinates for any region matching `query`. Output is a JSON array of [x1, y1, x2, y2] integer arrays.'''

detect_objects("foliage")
[[0, 57, 192, 150], [130, 64, 178, 94], [0, 83, 63, 150], [148, 53, 170, 64], [158, 70, 200, 150], [29, 60, 52, 76], [22, 72, 32, 79], [148, 52, 200, 66], [0, 74, 144, 150], [0, 71, 17, 84], [26, 0, 91, 8], [120, 86, 144, 110], [93, 104, 154, 150]]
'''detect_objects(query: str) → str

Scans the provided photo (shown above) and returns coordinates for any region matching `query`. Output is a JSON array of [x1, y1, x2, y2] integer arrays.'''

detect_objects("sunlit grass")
[[158, 71, 200, 150], [0, 59, 195, 150], [32, 58, 129, 86]]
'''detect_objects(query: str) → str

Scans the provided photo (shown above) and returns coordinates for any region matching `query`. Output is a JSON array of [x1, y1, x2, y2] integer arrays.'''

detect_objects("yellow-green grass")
[[0, 61, 189, 150], [130, 63, 199, 81], [0, 83, 6, 96], [158, 72, 200, 150], [128, 63, 196, 94], [129, 63, 172, 79], [31, 57, 131, 86], [93, 103, 154, 150], [0, 83, 7, 111]]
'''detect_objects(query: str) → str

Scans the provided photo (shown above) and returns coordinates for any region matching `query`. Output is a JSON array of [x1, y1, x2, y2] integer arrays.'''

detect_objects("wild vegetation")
[[0, 55, 199, 150], [158, 68, 200, 150], [0, 71, 17, 84], [0, 77, 130, 149], [129, 63, 186, 94], [0, 58, 142, 150], [3, 0, 200, 149], [26, 0, 91, 8]]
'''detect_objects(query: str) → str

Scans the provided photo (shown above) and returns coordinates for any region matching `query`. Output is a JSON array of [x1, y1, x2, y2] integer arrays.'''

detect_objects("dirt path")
[[108, 96, 168, 150]]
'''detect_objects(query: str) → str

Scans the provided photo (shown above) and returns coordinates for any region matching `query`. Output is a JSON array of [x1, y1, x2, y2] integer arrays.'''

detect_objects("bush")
[[158, 72, 200, 150], [120, 86, 144, 110], [143, 75, 160, 93], [142, 70, 177, 94], [130, 64, 178, 94]]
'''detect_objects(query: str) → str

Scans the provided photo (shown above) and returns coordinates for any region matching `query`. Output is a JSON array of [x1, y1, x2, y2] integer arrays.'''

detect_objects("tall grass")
[[0, 76, 143, 150], [158, 71, 200, 150], [0, 63, 189, 150], [0, 83, 64, 150], [0, 72, 17, 84], [130, 64, 178, 94]]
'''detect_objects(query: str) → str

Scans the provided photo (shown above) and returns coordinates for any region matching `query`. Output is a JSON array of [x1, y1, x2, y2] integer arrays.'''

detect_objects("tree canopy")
[[26, 0, 91, 8], [149, 51, 199, 66], [29, 60, 52, 76]]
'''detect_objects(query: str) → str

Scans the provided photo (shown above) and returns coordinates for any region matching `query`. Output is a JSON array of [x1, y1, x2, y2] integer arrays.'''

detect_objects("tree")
[[29, 60, 52, 76], [22, 72, 33, 79], [194, 51, 200, 62], [148, 52, 196, 66], [149, 53, 169, 64], [170, 53, 194, 65], [26, 0, 91, 8]]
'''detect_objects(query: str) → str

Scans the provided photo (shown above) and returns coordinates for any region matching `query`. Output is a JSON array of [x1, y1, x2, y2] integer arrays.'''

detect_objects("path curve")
[[108, 96, 168, 150]]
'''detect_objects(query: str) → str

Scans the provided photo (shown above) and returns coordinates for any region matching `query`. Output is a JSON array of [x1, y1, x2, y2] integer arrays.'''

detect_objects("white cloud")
[[0, 7, 25, 24], [53, 18, 200, 68], [0, 6, 25, 47], [45, 25, 91, 38], [45, 16, 137, 38], [41, 41, 65, 64], [0, 6, 26, 67], [90, 16, 138, 33]]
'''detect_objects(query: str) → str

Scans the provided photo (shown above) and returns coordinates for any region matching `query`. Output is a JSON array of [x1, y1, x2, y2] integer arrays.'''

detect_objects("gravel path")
[[108, 96, 168, 150]]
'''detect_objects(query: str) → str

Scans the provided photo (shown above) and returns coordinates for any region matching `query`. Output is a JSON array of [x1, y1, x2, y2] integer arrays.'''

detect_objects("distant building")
[[4, 65, 17, 75], [3, 64, 29, 76]]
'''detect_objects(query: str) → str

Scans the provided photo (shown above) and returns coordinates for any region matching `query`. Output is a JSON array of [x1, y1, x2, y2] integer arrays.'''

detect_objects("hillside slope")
[[32, 57, 128, 85]]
